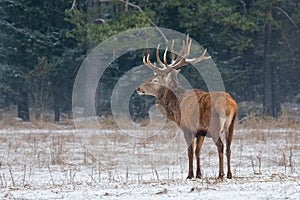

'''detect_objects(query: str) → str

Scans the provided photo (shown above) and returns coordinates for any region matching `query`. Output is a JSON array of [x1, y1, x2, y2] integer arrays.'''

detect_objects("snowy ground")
[[0, 127, 299, 199]]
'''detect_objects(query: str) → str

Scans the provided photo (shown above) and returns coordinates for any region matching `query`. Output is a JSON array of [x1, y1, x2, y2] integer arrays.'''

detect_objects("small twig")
[[289, 147, 294, 173], [281, 34, 292, 52], [239, 0, 246, 12], [108, 171, 112, 183], [70, 169, 77, 190], [98, 162, 101, 183], [154, 169, 159, 181], [84, 149, 87, 165], [126, 167, 129, 183], [0, 173, 5, 187], [47, 164, 55, 186], [89, 167, 95, 183], [167, 168, 170, 181], [69, 0, 77, 11], [282, 152, 287, 173], [8, 166, 15, 187], [250, 155, 255, 173], [22, 164, 26, 187], [258, 156, 261, 174], [3, 173, 8, 188]]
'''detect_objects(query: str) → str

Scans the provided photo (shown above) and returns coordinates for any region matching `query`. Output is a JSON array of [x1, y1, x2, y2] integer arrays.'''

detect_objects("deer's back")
[[179, 89, 238, 135]]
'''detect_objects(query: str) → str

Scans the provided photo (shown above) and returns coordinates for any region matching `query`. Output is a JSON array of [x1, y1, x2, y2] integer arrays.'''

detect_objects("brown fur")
[[138, 79, 238, 179], [137, 36, 238, 179]]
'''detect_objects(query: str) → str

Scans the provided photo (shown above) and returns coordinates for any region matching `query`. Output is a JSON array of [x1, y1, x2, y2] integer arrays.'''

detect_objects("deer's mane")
[[155, 86, 182, 124]]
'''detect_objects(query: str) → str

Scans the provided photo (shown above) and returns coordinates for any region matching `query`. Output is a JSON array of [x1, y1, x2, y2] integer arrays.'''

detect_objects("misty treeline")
[[0, 0, 299, 122]]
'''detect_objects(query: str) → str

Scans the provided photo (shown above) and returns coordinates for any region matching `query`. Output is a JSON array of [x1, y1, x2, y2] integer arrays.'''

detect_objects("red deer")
[[136, 35, 238, 179]]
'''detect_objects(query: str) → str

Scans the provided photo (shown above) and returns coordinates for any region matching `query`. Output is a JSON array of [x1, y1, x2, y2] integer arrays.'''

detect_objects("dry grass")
[[0, 108, 299, 199], [0, 127, 299, 187], [0, 106, 298, 131], [0, 118, 299, 200], [237, 114, 299, 129], [0, 109, 74, 130], [0, 106, 300, 200], [237, 103, 300, 129]]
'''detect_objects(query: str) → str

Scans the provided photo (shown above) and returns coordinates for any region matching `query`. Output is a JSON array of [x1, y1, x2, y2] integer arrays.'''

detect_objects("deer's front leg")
[[195, 136, 205, 179], [187, 142, 194, 179], [184, 132, 194, 179], [216, 138, 224, 179]]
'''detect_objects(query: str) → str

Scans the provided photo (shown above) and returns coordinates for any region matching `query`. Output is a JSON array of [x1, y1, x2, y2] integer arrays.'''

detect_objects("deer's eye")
[[152, 79, 158, 83]]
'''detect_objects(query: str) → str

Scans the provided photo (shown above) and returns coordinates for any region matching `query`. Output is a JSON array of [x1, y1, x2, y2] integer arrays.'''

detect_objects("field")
[[0, 125, 300, 199]]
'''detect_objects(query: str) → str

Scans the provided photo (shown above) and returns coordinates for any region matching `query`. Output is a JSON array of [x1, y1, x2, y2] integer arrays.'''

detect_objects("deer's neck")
[[155, 86, 185, 124]]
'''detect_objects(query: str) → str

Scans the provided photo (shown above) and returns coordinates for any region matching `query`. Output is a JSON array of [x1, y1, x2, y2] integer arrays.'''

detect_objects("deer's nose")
[[136, 87, 144, 95]]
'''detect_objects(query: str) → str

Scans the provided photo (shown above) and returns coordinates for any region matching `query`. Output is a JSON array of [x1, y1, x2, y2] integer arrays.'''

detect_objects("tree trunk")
[[263, 4, 281, 117], [272, 66, 280, 117], [263, 6, 274, 117], [18, 91, 30, 121], [83, 0, 99, 117], [53, 89, 60, 122]]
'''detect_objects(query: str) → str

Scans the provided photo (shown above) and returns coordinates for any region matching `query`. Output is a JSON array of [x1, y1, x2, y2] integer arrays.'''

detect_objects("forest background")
[[0, 0, 299, 123]]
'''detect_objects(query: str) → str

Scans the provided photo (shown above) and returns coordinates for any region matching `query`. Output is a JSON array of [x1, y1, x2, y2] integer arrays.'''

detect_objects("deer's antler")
[[143, 35, 211, 72], [168, 35, 211, 69]]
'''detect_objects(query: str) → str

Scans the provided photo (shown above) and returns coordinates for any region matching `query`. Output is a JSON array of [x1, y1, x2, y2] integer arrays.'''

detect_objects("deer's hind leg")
[[215, 137, 224, 179], [210, 114, 224, 179], [195, 135, 205, 179], [225, 114, 236, 179], [184, 131, 195, 179]]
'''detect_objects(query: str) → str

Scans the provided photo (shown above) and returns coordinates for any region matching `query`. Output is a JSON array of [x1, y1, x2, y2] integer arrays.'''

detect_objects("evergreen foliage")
[[0, 0, 299, 120]]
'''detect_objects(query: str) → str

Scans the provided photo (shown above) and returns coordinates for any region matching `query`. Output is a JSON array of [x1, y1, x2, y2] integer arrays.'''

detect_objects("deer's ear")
[[166, 71, 178, 83], [166, 72, 173, 82]]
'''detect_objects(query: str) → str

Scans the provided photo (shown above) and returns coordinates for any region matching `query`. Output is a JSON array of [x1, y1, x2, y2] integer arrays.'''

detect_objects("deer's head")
[[136, 35, 211, 97]]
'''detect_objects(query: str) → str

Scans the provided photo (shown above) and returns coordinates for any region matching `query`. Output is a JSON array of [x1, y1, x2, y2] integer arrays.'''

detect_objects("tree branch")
[[69, 0, 77, 11], [275, 6, 299, 31], [99, 0, 168, 42], [239, 0, 246, 12]]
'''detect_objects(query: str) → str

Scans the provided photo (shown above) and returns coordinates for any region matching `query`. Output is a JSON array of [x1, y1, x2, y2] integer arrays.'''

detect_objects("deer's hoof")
[[218, 173, 224, 180], [186, 174, 194, 179], [227, 172, 232, 179], [196, 174, 202, 179]]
